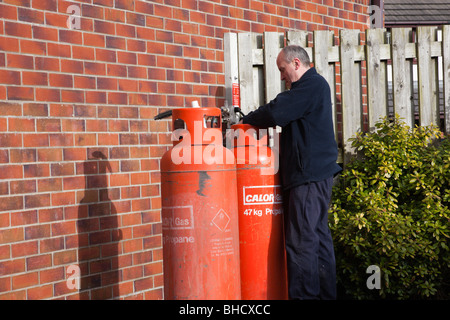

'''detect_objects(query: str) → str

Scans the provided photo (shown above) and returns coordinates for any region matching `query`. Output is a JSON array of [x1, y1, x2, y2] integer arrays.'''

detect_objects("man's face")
[[276, 51, 298, 89]]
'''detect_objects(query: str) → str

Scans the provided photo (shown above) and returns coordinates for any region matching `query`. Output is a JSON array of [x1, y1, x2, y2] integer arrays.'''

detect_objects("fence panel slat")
[[224, 33, 239, 117], [314, 30, 337, 137], [444, 25, 450, 134], [286, 30, 310, 58], [417, 26, 439, 127], [391, 28, 414, 128], [340, 29, 362, 162], [238, 33, 256, 115], [366, 28, 388, 129], [264, 32, 284, 103]]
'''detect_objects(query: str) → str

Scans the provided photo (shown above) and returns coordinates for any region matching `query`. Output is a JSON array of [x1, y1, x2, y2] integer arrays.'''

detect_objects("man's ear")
[[293, 58, 301, 70]]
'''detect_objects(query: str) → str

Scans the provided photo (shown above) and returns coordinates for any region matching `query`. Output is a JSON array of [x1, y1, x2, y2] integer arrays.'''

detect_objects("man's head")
[[276, 45, 311, 89]]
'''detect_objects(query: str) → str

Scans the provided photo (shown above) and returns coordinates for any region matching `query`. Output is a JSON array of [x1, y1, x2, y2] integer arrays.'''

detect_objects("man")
[[241, 45, 342, 299]]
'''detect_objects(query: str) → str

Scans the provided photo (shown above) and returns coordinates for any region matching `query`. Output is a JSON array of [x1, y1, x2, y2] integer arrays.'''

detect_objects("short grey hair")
[[281, 45, 310, 67]]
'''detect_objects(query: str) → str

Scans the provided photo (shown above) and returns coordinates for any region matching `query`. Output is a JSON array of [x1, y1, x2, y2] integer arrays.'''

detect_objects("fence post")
[[238, 33, 256, 115], [224, 33, 239, 120], [366, 28, 388, 130], [263, 32, 285, 103], [391, 28, 414, 128], [340, 29, 362, 163], [417, 26, 439, 127], [286, 30, 309, 51], [442, 25, 450, 134], [314, 30, 337, 137]]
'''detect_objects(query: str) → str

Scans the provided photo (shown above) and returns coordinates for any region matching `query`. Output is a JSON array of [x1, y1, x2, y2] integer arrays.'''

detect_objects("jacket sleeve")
[[243, 79, 321, 128], [242, 100, 277, 128]]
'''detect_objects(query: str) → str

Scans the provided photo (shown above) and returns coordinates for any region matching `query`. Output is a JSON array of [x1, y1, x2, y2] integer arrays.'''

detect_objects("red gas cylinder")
[[161, 107, 241, 300], [231, 123, 288, 300]]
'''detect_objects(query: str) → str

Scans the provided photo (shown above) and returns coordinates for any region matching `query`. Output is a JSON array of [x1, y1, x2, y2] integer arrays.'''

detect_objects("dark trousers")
[[284, 177, 336, 300]]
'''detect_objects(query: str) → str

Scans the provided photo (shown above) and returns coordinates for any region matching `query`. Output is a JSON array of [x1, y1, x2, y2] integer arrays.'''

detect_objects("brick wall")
[[0, 0, 370, 300]]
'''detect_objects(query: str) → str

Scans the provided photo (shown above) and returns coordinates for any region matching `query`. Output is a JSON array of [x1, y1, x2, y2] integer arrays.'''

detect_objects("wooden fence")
[[224, 26, 450, 163]]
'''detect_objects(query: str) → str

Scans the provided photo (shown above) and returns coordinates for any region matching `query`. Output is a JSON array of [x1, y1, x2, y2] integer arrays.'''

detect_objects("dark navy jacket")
[[243, 67, 342, 190]]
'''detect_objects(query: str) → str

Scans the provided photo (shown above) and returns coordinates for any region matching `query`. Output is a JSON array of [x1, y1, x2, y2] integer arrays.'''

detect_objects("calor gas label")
[[243, 185, 283, 205]]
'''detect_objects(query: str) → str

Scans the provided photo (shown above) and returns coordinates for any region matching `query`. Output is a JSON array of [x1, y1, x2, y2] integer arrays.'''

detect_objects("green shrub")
[[330, 115, 450, 299]]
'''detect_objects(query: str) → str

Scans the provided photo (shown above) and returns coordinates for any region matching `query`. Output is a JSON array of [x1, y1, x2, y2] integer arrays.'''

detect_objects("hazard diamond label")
[[212, 209, 230, 231]]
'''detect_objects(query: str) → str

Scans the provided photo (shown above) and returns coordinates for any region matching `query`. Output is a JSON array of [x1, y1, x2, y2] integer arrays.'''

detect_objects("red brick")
[[10, 180, 37, 194], [72, 46, 95, 60], [32, 0, 56, 11], [24, 163, 50, 178], [27, 284, 53, 299], [94, 20, 115, 35], [61, 59, 84, 74], [53, 249, 76, 265], [24, 194, 51, 209], [74, 75, 96, 89], [47, 43, 71, 58], [82, 3, 104, 19], [38, 178, 63, 193], [0, 227, 24, 245], [22, 71, 48, 86], [107, 64, 127, 77], [39, 237, 64, 253], [10, 149, 36, 163], [128, 66, 147, 79], [11, 241, 38, 257], [22, 133, 49, 148], [115, 0, 134, 11], [0, 3, 18, 19], [83, 33, 106, 47], [23, 103, 48, 117], [37, 148, 62, 162], [39, 267, 64, 284], [61, 119, 85, 132], [36, 119, 61, 132], [12, 271, 38, 290], [7, 53, 34, 69], [84, 61, 106, 75], [61, 90, 84, 103], [35, 56, 59, 72], [49, 133, 73, 147], [8, 117, 35, 132], [0, 164, 23, 179], [0, 70, 21, 85], [95, 48, 117, 62], [51, 221, 76, 236], [36, 88, 61, 102], [134, 277, 153, 292], [51, 191, 76, 206], [106, 36, 126, 50], [116, 23, 136, 38], [5, 21, 32, 38], [20, 39, 47, 55], [86, 91, 107, 104], [0, 37, 19, 53], [59, 29, 83, 45], [51, 163, 74, 176], [108, 92, 128, 105], [32, 25, 58, 41]]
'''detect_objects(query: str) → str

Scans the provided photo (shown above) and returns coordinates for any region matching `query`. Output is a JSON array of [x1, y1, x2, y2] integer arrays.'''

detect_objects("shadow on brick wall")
[[77, 151, 122, 300]]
